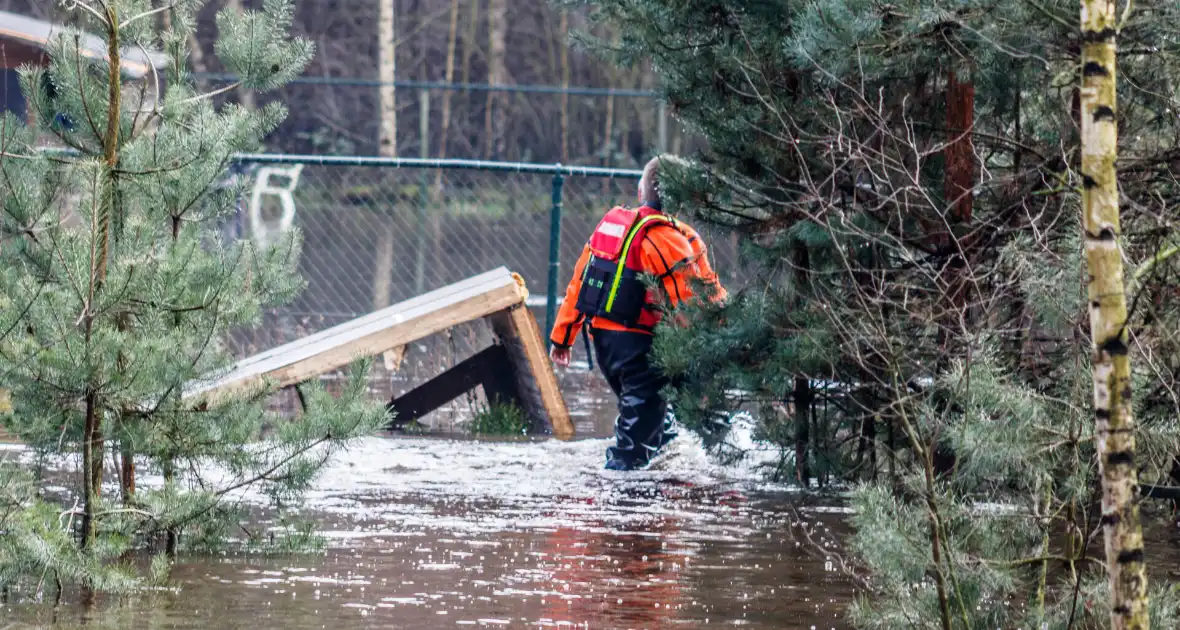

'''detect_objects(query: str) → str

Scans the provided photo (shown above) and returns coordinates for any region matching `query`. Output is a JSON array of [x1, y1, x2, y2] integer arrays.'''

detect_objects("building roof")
[[0, 10, 168, 78]]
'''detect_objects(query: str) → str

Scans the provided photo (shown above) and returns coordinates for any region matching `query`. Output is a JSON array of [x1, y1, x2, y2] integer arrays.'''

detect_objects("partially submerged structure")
[[187, 267, 575, 439]]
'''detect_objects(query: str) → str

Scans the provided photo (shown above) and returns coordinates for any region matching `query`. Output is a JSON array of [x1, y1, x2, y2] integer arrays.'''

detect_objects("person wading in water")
[[549, 155, 727, 470]]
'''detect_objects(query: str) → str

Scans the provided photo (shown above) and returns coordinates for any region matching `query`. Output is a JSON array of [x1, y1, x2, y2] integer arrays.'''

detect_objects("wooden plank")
[[488, 305, 574, 440], [386, 344, 520, 428], [185, 267, 527, 405], [215, 267, 516, 378]]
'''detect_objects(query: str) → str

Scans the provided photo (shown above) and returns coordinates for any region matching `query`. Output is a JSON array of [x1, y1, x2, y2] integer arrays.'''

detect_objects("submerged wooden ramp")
[[185, 267, 574, 440]]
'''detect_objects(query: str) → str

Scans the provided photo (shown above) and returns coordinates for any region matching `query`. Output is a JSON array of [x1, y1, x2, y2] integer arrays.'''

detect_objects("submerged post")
[[545, 171, 564, 346]]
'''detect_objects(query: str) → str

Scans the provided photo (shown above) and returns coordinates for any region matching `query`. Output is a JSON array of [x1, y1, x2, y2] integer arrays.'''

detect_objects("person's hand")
[[550, 345, 571, 368]]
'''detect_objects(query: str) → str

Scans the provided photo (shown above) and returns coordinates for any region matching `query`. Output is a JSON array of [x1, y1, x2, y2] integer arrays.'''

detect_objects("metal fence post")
[[545, 170, 565, 346]]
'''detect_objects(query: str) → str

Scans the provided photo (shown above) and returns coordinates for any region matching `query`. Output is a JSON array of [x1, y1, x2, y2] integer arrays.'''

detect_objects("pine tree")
[[0, 0, 386, 595], [576, 0, 1180, 626]]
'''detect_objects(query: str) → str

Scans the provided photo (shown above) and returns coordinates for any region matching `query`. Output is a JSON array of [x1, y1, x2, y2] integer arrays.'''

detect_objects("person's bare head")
[[638, 155, 666, 208]]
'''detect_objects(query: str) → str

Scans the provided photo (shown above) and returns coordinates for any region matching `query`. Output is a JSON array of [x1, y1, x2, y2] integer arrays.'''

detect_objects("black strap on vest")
[[582, 320, 594, 371]]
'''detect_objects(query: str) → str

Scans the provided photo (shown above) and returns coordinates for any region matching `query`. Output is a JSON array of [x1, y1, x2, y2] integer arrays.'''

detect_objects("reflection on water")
[[4, 423, 854, 629]]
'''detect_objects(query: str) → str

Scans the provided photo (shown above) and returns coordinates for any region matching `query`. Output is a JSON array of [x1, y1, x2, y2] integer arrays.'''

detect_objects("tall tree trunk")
[[81, 3, 125, 552], [484, 0, 507, 160], [117, 417, 134, 507], [944, 71, 975, 228], [372, 0, 398, 310], [411, 0, 427, 81], [81, 390, 101, 549], [559, 10, 569, 164], [793, 243, 812, 487], [163, 458, 177, 557], [372, 228, 395, 309], [460, 0, 479, 156], [856, 412, 877, 481], [928, 69, 977, 477], [1079, 0, 1150, 627], [938, 69, 976, 359], [119, 439, 134, 501], [434, 0, 461, 194], [428, 0, 460, 293], [793, 376, 811, 488], [461, 0, 478, 88], [98, 0, 122, 503], [378, 0, 397, 158]]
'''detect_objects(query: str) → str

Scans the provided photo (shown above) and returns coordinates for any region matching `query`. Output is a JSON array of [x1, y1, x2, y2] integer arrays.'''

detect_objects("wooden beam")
[[387, 343, 520, 427], [184, 267, 527, 406], [487, 305, 574, 440], [203, 268, 517, 378]]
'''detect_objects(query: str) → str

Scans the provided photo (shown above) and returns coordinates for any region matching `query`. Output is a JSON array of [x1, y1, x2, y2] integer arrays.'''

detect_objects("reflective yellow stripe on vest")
[[604, 214, 671, 314]]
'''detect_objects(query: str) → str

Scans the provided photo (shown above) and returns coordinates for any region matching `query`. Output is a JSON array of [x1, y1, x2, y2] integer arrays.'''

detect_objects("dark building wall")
[[2, 69, 25, 118], [0, 40, 44, 120], [0, 39, 46, 68]]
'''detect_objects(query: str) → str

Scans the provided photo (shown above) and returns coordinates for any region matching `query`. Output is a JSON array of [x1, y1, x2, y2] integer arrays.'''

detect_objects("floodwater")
[[3, 401, 856, 629]]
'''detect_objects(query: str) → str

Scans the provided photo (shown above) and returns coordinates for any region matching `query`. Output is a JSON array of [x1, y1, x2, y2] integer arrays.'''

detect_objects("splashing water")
[[3, 417, 857, 629]]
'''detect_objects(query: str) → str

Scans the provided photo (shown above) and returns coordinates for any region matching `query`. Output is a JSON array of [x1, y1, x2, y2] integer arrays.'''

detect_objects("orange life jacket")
[[572, 205, 673, 331], [550, 204, 727, 349]]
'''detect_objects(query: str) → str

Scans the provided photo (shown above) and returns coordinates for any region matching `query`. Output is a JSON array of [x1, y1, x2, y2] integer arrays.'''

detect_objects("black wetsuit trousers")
[[590, 328, 673, 469]]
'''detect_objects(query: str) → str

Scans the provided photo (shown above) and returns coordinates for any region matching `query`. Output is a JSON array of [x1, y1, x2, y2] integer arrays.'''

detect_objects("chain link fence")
[[220, 155, 742, 431]]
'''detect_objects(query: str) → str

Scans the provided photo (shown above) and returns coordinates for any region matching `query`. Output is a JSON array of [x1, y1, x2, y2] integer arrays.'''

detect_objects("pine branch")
[[71, 35, 108, 152], [60, 0, 108, 25], [119, 3, 181, 30], [174, 81, 245, 106]]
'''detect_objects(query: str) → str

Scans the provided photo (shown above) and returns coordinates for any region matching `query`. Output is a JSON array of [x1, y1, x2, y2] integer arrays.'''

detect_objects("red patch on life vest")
[[587, 206, 640, 261], [587, 206, 669, 266]]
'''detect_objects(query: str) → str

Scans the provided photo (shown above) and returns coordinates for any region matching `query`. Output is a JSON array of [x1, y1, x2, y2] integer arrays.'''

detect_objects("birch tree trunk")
[[1079, 0, 1150, 627], [378, 0, 398, 157], [461, 0, 479, 88], [372, 0, 398, 310]]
